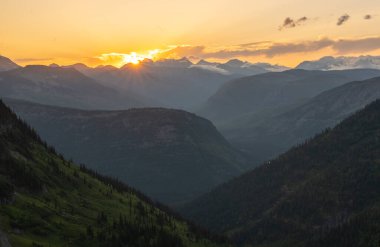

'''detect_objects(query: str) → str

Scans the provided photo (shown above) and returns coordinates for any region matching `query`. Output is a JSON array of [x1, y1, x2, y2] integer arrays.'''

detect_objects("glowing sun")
[[97, 50, 160, 67]]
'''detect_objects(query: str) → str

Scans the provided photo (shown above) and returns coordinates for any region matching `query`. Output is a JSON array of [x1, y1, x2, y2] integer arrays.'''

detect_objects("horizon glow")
[[1, 0, 380, 67]]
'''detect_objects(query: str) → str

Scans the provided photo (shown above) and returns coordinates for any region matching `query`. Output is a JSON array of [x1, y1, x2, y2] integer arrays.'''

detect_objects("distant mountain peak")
[[153, 57, 193, 68], [69, 63, 90, 69], [95, 64, 118, 71], [49, 63, 60, 67], [297, 55, 380, 70], [0, 55, 20, 72], [224, 59, 246, 67], [196, 59, 216, 66], [21, 64, 80, 75]]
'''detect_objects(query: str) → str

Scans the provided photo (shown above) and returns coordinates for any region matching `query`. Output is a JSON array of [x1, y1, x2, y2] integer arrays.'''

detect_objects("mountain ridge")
[[179, 99, 380, 246], [198, 69, 380, 124], [0, 99, 227, 247], [0, 65, 151, 110], [222, 75, 380, 167], [0, 56, 20, 72], [5, 98, 247, 205], [297, 55, 380, 70]]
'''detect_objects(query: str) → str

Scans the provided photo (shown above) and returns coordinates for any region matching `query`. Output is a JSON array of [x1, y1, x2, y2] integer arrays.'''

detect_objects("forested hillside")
[[6, 99, 246, 205], [180, 100, 380, 247], [0, 100, 227, 247]]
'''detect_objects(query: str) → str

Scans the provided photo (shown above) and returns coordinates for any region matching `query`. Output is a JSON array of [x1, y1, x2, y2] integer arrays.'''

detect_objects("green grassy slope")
[[0, 100, 227, 247]]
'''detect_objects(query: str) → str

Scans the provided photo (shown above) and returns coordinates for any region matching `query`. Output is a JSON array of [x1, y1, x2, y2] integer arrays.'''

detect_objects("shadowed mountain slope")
[[6, 99, 247, 205], [223, 76, 380, 166], [0, 100, 228, 247], [180, 100, 380, 247], [199, 69, 380, 123]]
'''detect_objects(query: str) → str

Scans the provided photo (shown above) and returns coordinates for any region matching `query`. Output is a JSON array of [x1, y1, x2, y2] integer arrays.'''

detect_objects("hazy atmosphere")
[[1, 1, 380, 247]]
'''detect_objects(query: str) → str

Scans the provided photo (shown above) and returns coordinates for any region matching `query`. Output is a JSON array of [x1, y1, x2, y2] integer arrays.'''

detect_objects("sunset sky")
[[1, 0, 380, 67]]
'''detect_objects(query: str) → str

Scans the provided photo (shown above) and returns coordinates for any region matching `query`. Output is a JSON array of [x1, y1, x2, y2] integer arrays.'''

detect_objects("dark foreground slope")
[[0, 100, 227, 247], [6, 99, 246, 205], [180, 100, 380, 247]]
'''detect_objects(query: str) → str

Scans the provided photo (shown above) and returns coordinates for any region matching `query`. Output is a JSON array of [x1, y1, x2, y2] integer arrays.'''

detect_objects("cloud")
[[161, 36, 380, 60], [95, 36, 380, 66], [15, 57, 53, 63], [364, 14, 372, 20], [204, 39, 332, 58], [337, 14, 350, 26], [297, 17, 308, 23], [95, 50, 160, 66], [239, 41, 271, 48], [158, 45, 206, 59], [332, 37, 380, 53], [261, 38, 334, 57], [279, 17, 309, 30]]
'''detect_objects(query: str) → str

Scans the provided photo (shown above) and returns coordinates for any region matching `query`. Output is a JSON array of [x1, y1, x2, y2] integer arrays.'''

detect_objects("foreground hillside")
[[0, 100, 227, 247], [180, 100, 380, 247], [6, 99, 246, 205]]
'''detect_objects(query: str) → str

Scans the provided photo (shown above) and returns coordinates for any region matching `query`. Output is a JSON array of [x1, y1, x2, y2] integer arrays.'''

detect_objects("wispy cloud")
[[279, 17, 309, 30], [15, 57, 53, 63], [91, 36, 380, 67], [158, 45, 205, 59], [337, 14, 350, 26], [158, 36, 380, 60], [199, 38, 334, 58], [332, 36, 380, 53], [238, 41, 271, 48]]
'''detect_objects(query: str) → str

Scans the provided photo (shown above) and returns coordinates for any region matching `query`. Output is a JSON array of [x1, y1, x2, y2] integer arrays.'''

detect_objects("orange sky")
[[1, 0, 380, 67]]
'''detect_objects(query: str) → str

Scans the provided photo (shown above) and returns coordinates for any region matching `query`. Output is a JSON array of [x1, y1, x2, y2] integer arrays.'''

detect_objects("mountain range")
[[64, 58, 288, 110], [222, 75, 380, 165], [0, 55, 289, 111], [5, 99, 246, 205], [0, 65, 149, 110], [198, 69, 380, 124], [2, 52, 380, 247], [0, 55, 20, 72], [180, 99, 380, 247], [297, 56, 380, 71]]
